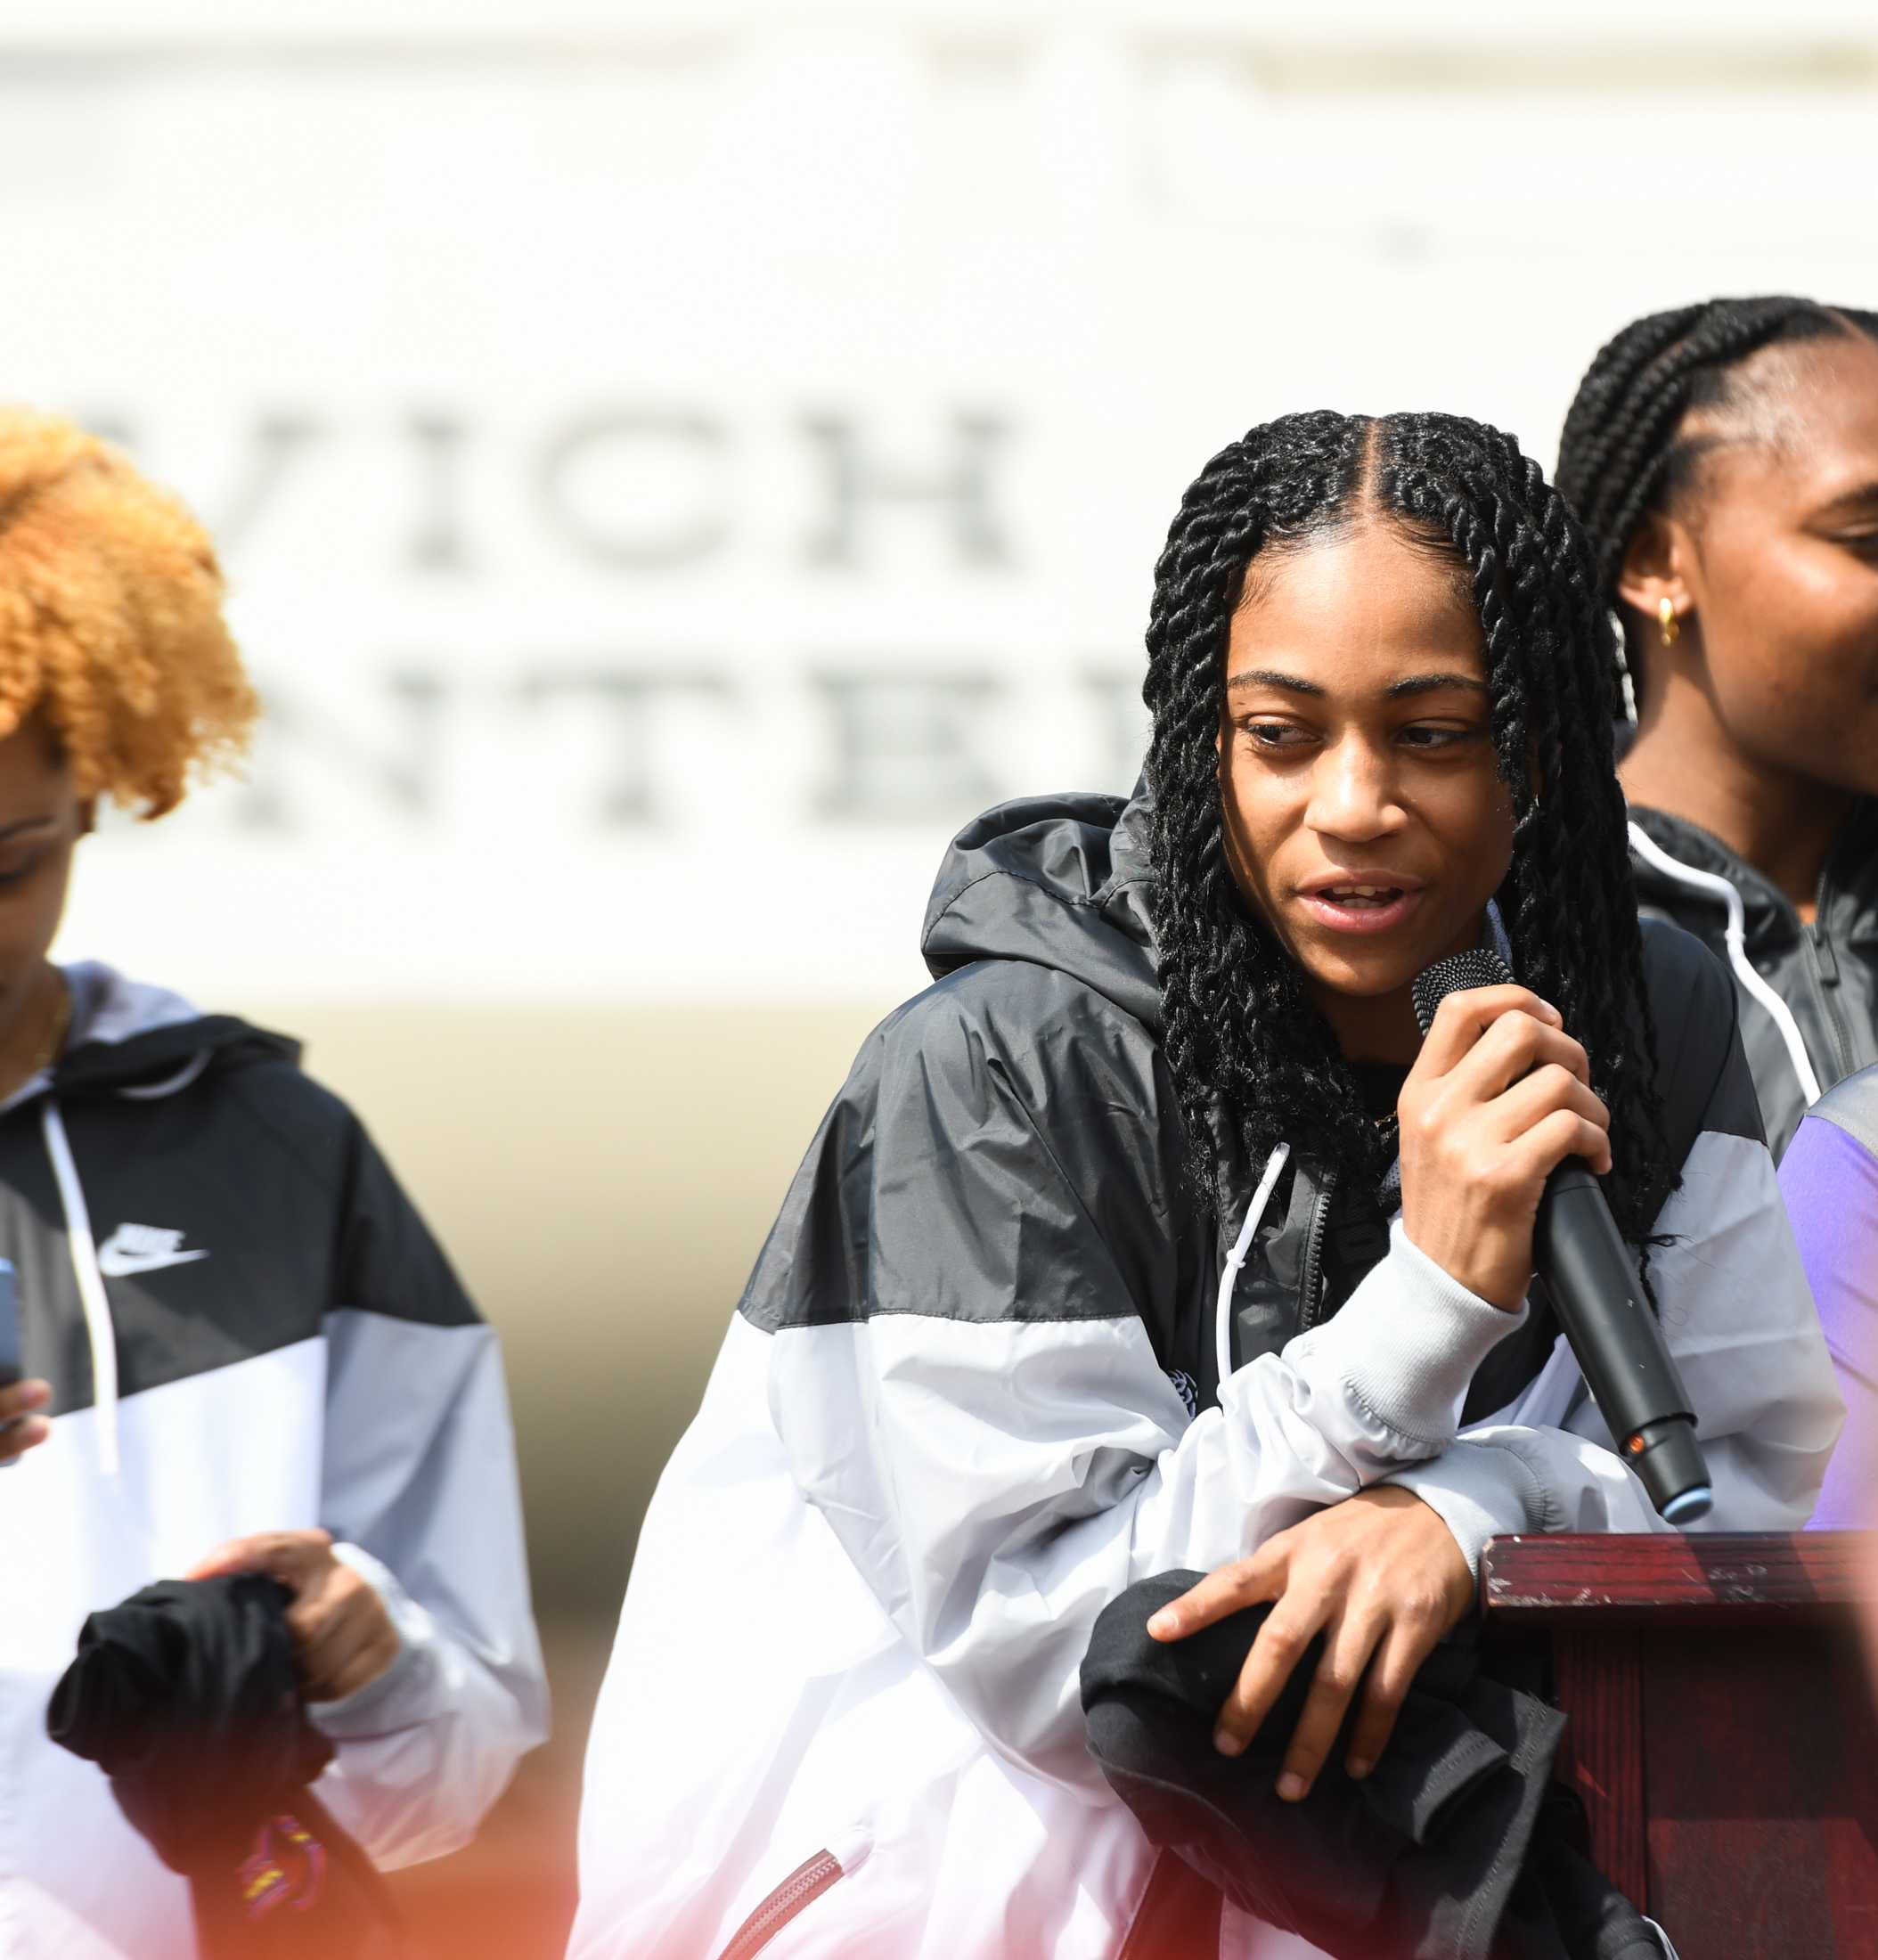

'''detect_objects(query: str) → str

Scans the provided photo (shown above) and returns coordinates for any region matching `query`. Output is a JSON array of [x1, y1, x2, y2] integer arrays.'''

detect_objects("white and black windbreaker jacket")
[[572, 788, 1841, 1960], [0, 964, 547, 1960]]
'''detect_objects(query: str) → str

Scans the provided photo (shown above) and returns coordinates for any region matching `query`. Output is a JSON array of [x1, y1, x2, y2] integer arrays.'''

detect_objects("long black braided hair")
[[1555, 296, 1878, 710], [1143, 409, 1674, 1247]]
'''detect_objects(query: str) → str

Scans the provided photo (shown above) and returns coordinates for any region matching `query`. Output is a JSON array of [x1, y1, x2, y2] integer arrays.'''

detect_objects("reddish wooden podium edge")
[[1479, 1531, 1874, 1912]]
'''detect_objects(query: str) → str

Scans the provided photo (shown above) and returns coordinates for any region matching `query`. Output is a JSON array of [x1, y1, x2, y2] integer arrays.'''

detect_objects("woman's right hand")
[[0, 1378, 51, 1464], [1396, 984, 1611, 1311]]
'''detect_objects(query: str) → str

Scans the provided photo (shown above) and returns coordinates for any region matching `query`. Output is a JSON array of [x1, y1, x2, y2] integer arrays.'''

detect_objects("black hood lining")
[[52, 1017, 300, 1098]]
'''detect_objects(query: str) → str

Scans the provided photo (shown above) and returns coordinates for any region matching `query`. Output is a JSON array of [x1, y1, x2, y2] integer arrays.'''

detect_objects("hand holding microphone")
[[1401, 949, 1710, 1523], [1396, 978, 1609, 1313]]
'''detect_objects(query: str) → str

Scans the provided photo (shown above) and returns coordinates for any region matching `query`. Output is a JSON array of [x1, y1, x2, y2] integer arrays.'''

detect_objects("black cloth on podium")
[[1082, 1572, 1663, 1960]]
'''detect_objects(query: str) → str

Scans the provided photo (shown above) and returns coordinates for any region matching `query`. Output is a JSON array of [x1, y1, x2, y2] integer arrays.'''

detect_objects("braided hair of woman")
[[1555, 295, 1878, 713], [1143, 409, 1674, 1250]]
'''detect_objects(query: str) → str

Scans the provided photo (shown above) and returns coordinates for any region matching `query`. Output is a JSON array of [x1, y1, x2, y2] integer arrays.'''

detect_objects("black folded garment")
[[47, 1573, 406, 1960], [1082, 1572, 1664, 1960]]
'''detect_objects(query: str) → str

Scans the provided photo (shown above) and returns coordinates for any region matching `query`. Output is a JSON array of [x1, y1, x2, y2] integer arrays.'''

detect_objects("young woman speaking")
[[573, 411, 1837, 1960]]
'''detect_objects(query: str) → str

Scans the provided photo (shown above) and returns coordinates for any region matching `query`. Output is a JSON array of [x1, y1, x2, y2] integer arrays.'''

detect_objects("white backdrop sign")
[[4, 4, 1872, 998]]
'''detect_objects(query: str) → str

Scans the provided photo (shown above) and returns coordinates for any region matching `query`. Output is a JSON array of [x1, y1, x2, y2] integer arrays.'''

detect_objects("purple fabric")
[[1779, 1115, 1878, 1530]]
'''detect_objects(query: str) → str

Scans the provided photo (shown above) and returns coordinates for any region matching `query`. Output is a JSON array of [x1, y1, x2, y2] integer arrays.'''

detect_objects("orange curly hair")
[[0, 408, 257, 819]]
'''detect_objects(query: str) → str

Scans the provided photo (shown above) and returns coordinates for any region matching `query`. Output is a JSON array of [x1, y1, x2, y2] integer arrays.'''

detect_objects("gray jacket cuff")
[[1389, 1441, 1545, 1579], [1295, 1221, 1526, 1447]]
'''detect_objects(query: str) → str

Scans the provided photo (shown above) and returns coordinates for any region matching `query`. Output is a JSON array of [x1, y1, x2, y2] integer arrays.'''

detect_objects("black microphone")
[[1409, 948, 1711, 1523]]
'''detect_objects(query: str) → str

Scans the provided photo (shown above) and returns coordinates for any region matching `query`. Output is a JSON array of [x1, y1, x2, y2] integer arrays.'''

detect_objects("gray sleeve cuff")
[[1289, 1221, 1527, 1448], [1388, 1441, 1546, 1579]]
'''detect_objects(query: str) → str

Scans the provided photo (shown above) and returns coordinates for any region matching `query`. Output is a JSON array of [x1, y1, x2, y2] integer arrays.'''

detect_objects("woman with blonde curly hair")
[[0, 412, 546, 1959]]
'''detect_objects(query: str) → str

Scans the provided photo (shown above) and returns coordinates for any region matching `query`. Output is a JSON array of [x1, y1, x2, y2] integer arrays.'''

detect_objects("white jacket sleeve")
[[1389, 1127, 1845, 1569], [768, 1019, 1525, 1793]]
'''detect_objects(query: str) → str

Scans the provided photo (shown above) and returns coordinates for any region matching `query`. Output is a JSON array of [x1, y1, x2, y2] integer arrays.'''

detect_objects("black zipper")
[[1296, 1169, 1338, 1334], [717, 1850, 845, 1960]]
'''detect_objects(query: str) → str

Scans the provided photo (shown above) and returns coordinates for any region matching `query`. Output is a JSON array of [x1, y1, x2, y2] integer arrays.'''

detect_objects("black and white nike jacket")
[[572, 786, 1840, 1960], [0, 963, 547, 1960], [1628, 797, 1878, 1159]]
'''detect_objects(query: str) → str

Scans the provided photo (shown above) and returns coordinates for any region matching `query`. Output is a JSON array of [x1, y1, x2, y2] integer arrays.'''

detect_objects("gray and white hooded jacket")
[[572, 788, 1839, 1960], [0, 963, 547, 1960]]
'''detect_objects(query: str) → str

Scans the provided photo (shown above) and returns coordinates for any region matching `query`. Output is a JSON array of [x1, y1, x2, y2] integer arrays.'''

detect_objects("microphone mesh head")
[[1410, 947, 1515, 1036]]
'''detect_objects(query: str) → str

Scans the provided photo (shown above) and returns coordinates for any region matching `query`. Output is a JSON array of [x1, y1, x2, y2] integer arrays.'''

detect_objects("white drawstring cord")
[[1628, 821, 1823, 1109], [115, 1052, 210, 1101], [1216, 1142, 1291, 1392], [39, 1099, 119, 1476]]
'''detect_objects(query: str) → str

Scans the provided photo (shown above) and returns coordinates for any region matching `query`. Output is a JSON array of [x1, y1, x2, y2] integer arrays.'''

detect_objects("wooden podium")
[[1479, 1531, 1878, 1954]]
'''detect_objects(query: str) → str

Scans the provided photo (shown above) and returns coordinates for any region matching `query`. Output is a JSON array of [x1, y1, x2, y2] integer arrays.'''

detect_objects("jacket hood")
[[45, 962, 299, 1100], [4, 964, 304, 1484], [920, 784, 1164, 1030]]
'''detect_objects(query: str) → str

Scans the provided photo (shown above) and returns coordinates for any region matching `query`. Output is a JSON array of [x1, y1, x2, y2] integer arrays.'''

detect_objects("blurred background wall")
[[6, 0, 1878, 1948]]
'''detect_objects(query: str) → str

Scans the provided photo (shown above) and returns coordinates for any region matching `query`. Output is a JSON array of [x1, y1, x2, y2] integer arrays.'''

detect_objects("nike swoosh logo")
[[97, 1247, 211, 1279]]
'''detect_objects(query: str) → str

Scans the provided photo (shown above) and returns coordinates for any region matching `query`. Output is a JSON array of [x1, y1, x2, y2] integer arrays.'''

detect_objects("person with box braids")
[[1555, 297, 1878, 1163], [1557, 300, 1878, 1536], [572, 411, 1837, 1960], [1147, 410, 1673, 1254]]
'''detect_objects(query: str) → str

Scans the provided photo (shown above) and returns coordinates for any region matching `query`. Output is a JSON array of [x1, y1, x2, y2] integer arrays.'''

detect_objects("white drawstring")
[[115, 1052, 210, 1101], [1628, 821, 1823, 1109], [1216, 1142, 1291, 1392], [39, 1099, 119, 1476]]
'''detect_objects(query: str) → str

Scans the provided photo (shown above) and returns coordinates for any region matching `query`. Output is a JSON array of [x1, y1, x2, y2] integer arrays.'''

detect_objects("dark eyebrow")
[[1224, 669, 1326, 698], [1384, 673, 1490, 699], [1809, 481, 1878, 522], [1224, 668, 1486, 701]]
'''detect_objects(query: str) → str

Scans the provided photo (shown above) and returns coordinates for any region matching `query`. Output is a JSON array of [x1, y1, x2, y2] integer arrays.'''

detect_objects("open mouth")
[[1297, 882, 1425, 935]]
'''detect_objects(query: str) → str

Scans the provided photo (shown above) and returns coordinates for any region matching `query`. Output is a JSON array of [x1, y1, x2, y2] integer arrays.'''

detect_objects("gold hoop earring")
[[1658, 596, 1680, 649]]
